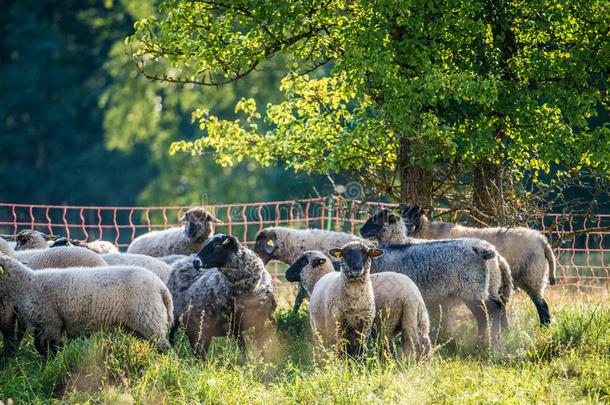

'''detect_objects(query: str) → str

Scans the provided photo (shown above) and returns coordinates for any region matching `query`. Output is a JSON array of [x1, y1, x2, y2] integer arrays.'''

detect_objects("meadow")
[[0, 289, 608, 404]]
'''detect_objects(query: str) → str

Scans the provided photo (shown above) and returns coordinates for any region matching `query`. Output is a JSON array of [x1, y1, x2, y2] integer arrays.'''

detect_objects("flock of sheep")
[[0, 204, 556, 361]]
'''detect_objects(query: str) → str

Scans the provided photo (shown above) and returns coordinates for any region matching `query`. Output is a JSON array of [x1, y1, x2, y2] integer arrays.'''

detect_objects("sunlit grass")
[[0, 293, 608, 404]]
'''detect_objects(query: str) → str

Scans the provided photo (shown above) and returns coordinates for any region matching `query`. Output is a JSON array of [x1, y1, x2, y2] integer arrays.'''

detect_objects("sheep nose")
[[193, 257, 203, 270]]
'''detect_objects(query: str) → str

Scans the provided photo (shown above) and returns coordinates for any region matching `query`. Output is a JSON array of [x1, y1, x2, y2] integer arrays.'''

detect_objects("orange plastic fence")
[[1, 197, 608, 294]]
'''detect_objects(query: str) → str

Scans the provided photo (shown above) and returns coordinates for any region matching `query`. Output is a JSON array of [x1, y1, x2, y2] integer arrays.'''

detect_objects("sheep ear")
[[178, 214, 186, 222], [0, 265, 3, 275], [329, 249, 342, 259], [222, 238, 232, 246], [208, 214, 223, 224], [0, 234, 16, 240], [368, 248, 384, 258], [45, 234, 59, 241], [314, 258, 326, 267]]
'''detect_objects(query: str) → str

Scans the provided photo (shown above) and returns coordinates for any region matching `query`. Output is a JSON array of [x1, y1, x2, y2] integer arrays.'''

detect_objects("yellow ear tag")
[[266, 239, 274, 247], [66, 241, 73, 247], [0, 265, 4, 275], [333, 251, 341, 259], [392, 208, 399, 214], [222, 238, 231, 246]]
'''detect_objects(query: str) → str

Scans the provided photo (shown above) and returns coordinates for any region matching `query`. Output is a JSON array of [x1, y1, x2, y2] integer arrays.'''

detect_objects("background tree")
[[132, 0, 609, 224]]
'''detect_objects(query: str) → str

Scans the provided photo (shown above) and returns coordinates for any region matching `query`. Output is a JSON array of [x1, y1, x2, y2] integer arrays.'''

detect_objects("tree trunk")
[[471, 158, 504, 227], [399, 137, 433, 206]]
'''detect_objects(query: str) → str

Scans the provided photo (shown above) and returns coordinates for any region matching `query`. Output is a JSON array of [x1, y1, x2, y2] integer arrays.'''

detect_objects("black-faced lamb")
[[286, 250, 431, 359], [306, 241, 379, 357], [400, 203, 555, 325], [0, 255, 173, 358], [359, 213, 504, 342], [127, 207, 221, 257], [253, 226, 372, 313], [361, 208, 513, 336], [51, 237, 119, 254], [101, 253, 172, 283]]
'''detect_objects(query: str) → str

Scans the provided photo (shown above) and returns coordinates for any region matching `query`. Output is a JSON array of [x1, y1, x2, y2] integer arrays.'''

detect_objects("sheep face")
[[180, 207, 221, 243], [50, 237, 74, 247], [285, 251, 332, 294], [253, 229, 277, 264], [359, 209, 401, 241], [193, 234, 239, 270], [398, 203, 427, 234], [329, 242, 383, 279], [14, 230, 55, 250], [285, 251, 327, 282]]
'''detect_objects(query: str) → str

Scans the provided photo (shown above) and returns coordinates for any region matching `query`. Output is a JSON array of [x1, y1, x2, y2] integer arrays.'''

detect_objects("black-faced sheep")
[[305, 242, 379, 357], [400, 203, 555, 325], [361, 208, 513, 337], [253, 227, 372, 313], [286, 250, 431, 359], [0, 255, 173, 358], [101, 253, 172, 283], [167, 234, 275, 358], [359, 214, 504, 342], [51, 237, 119, 254], [127, 207, 221, 257]]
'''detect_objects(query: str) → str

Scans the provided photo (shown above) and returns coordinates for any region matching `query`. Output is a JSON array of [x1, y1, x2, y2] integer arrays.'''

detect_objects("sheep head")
[[399, 203, 428, 234], [14, 230, 57, 250], [359, 208, 403, 242], [285, 250, 332, 294], [253, 229, 277, 264], [329, 242, 383, 280], [193, 234, 240, 271], [180, 207, 222, 244]]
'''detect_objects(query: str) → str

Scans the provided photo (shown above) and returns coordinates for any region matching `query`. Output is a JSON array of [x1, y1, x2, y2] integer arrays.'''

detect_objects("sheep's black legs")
[[168, 320, 180, 345], [528, 293, 551, 325], [292, 283, 308, 314], [464, 299, 503, 343]]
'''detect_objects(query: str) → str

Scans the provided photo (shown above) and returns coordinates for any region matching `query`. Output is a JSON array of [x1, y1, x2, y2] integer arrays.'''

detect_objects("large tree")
[[132, 0, 609, 223]]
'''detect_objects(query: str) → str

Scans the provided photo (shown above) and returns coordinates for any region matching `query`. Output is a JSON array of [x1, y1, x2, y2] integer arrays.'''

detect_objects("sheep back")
[[102, 253, 172, 283]]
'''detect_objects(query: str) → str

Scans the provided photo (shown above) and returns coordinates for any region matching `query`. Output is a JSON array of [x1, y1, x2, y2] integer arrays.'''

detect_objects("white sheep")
[[127, 207, 221, 257], [400, 204, 555, 325], [253, 226, 372, 313], [286, 250, 431, 359], [0, 255, 173, 358], [0, 246, 108, 357], [101, 253, 172, 283], [307, 241, 380, 357]]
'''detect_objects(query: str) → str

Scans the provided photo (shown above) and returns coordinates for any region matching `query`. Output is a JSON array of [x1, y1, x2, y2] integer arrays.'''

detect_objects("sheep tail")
[[542, 239, 557, 285], [498, 256, 513, 303], [161, 287, 174, 327], [472, 246, 496, 260]]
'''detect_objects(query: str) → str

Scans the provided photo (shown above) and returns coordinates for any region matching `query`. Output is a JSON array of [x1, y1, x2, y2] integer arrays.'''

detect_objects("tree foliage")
[[132, 0, 609, 220]]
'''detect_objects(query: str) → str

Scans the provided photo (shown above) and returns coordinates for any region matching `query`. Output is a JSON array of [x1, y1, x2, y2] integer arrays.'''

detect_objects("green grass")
[[0, 293, 608, 404]]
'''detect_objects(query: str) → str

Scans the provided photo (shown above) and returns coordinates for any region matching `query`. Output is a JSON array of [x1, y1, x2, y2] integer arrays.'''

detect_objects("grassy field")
[[0, 292, 608, 404]]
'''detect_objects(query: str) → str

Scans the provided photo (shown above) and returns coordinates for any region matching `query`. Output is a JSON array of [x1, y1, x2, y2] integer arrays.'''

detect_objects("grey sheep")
[[167, 234, 275, 358], [1, 230, 55, 250], [361, 208, 513, 335], [359, 214, 504, 342], [102, 253, 173, 283], [253, 226, 372, 313], [286, 250, 431, 359], [127, 207, 221, 257], [0, 255, 173, 358], [305, 241, 380, 357], [400, 203, 555, 325]]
